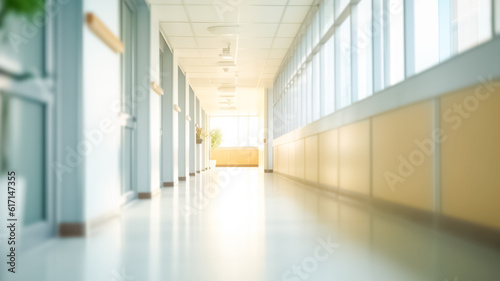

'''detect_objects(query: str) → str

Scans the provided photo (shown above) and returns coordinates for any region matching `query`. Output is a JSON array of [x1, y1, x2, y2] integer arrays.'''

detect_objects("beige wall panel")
[[273, 145, 281, 172], [305, 135, 319, 183], [339, 120, 371, 195], [281, 143, 289, 175], [441, 85, 500, 230], [372, 101, 435, 211], [211, 150, 230, 165], [230, 150, 249, 165], [249, 150, 259, 166], [295, 139, 305, 180], [319, 129, 339, 187], [288, 142, 296, 177]]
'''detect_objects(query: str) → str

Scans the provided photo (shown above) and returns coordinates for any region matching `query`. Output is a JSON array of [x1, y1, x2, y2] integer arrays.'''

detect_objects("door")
[[159, 45, 164, 184], [0, 0, 54, 250], [121, 0, 137, 201]]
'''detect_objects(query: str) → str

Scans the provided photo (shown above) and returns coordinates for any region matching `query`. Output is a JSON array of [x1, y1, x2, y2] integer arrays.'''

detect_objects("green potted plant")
[[0, 0, 44, 30], [0, 0, 44, 80], [209, 129, 222, 169]]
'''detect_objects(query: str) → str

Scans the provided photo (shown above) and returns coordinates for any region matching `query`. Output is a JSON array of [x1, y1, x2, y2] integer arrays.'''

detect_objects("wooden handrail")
[[86, 13, 124, 54], [150, 81, 164, 95]]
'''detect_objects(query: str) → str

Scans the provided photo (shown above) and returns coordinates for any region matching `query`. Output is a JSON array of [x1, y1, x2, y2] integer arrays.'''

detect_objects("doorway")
[[120, 0, 137, 202]]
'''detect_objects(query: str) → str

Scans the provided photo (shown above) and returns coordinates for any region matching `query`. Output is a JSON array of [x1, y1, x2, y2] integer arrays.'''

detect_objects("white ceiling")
[[151, 0, 314, 114]]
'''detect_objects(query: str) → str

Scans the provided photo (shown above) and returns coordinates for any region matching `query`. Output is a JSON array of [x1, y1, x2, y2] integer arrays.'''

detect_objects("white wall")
[[82, 0, 122, 220], [149, 4, 162, 191]]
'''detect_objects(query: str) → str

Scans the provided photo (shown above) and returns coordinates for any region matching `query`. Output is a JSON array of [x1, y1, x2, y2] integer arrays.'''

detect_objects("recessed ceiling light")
[[217, 87, 236, 93], [217, 61, 236, 67], [219, 106, 237, 111], [208, 25, 239, 36], [218, 94, 235, 98]]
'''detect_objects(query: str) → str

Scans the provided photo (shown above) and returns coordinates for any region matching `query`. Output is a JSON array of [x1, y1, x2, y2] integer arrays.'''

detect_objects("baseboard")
[[179, 177, 187, 181], [189, 173, 196, 176], [273, 171, 500, 249], [138, 188, 161, 199], [163, 182, 174, 187], [59, 223, 86, 237], [264, 169, 274, 173]]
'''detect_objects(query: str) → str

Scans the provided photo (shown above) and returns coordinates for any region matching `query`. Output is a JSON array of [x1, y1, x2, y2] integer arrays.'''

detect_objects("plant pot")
[[210, 160, 217, 169], [196, 138, 203, 144]]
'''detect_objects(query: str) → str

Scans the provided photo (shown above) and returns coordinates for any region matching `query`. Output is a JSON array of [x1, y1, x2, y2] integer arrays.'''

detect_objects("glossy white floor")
[[11, 168, 500, 280]]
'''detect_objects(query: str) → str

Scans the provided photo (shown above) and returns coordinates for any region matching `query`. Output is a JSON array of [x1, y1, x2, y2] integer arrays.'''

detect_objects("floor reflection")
[[11, 168, 500, 281]]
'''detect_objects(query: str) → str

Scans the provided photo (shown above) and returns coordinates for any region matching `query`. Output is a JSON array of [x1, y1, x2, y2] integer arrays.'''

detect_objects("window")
[[321, 36, 335, 116], [306, 24, 313, 56], [414, 0, 440, 73], [386, 0, 405, 86], [312, 53, 321, 121], [210, 116, 259, 147], [336, 17, 351, 109], [322, 0, 335, 36], [301, 67, 307, 127], [312, 11, 321, 47], [306, 61, 313, 123], [274, 0, 497, 140], [354, 0, 373, 101], [451, 0, 492, 54], [336, 0, 350, 18]]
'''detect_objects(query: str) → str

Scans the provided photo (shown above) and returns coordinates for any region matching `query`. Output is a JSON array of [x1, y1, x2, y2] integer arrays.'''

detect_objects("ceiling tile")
[[268, 49, 288, 58], [168, 37, 198, 48], [198, 49, 221, 58], [239, 6, 285, 23], [238, 37, 273, 49], [266, 58, 285, 67], [288, 0, 315, 5], [237, 49, 269, 59], [272, 37, 294, 49], [175, 49, 201, 57], [161, 23, 193, 37], [154, 5, 189, 22], [246, 0, 288, 4], [276, 23, 301, 37], [152, 0, 315, 114], [185, 5, 239, 23], [239, 24, 278, 37], [282, 6, 310, 23], [263, 66, 279, 74], [197, 37, 237, 49]]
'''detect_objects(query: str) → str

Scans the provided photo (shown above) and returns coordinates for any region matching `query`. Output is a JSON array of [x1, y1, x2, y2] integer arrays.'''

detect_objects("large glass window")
[[451, 0, 491, 54], [386, 0, 405, 86], [354, 0, 373, 101], [312, 54, 321, 121], [306, 62, 313, 123], [312, 11, 321, 47], [414, 0, 440, 73], [273, 0, 496, 140], [321, 35, 335, 116], [322, 0, 335, 36], [337, 17, 351, 109], [211, 116, 259, 146], [336, 0, 350, 17]]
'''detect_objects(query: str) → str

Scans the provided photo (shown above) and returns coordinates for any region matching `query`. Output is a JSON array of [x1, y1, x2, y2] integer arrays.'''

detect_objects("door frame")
[[120, 0, 138, 204]]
